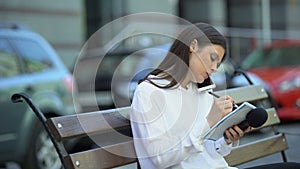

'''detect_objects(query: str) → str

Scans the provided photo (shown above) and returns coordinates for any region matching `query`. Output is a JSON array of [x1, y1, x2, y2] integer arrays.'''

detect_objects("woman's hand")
[[214, 95, 235, 118], [206, 95, 235, 127], [224, 126, 252, 144]]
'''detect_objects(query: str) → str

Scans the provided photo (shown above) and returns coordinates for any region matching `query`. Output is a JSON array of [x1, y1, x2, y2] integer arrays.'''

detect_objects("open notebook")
[[203, 102, 256, 140]]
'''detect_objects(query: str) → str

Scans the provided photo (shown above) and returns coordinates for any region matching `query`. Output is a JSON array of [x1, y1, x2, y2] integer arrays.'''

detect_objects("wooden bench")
[[11, 84, 288, 169]]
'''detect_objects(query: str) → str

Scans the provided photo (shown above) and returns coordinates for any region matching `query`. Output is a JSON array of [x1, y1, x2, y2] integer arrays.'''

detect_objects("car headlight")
[[278, 76, 300, 93]]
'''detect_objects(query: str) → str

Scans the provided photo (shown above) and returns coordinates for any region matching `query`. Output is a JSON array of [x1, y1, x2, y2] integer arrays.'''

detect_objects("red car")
[[232, 40, 300, 120]]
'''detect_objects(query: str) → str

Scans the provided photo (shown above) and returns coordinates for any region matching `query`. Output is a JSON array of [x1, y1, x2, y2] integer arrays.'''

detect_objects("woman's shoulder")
[[132, 81, 160, 102], [136, 80, 160, 92], [138, 75, 172, 89], [135, 78, 167, 94]]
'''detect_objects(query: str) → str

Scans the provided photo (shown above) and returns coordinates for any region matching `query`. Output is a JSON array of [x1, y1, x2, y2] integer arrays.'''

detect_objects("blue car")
[[0, 22, 80, 169]]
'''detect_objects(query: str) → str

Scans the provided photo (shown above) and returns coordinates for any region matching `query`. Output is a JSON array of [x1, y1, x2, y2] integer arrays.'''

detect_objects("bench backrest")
[[47, 85, 288, 168]]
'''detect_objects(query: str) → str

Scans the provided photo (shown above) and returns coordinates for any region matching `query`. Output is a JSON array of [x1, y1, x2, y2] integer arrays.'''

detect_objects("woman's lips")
[[205, 73, 209, 79]]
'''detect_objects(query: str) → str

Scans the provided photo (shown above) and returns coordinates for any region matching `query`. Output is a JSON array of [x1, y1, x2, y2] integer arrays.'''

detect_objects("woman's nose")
[[211, 63, 218, 73]]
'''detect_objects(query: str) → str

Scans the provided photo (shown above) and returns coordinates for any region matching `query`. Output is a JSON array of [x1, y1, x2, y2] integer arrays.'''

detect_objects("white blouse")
[[130, 78, 238, 169]]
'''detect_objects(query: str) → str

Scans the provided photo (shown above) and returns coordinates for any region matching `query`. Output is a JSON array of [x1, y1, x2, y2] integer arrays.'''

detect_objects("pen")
[[208, 91, 239, 109]]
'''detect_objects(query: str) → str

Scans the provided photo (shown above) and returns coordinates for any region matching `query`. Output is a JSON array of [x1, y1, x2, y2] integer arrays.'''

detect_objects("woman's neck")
[[181, 74, 192, 89]]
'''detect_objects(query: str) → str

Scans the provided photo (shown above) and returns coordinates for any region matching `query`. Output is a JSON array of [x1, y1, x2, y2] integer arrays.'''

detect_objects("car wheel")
[[22, 122, 63, 169]]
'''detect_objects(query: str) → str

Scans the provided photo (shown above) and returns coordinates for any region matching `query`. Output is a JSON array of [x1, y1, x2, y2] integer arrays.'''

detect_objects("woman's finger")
[[225, 126, 244, 143], [225, 128, 236, 141], [218, 101, 233, 111], [232, 125, 244, 137], [244, 126, 253, 133]]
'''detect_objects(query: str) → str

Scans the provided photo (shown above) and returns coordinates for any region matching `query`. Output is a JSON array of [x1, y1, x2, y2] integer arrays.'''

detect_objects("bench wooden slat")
[[47, 105, 279, 142], [65, 141, 137, 169], [225, 133, 288, 166], [67, 134, 288, 169], [47, 85, 267, 141], [215, 85, 268, 104], [260, 108, 280, 128], [47, 107, 131, 140]]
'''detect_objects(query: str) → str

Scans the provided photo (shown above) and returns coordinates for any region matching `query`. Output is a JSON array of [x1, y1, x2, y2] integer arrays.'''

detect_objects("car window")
[[11, 39, 53, 73], [242, 46, 300, 69], [270, 47, 300, 66], [0, 38, 20, 78]]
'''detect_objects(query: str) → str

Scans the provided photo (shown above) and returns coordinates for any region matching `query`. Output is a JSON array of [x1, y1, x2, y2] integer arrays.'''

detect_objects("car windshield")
[[241, 46, 300, 69]]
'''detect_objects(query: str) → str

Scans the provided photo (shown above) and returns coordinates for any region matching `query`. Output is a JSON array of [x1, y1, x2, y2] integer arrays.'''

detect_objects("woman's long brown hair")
[[139, 23, 227, 89]]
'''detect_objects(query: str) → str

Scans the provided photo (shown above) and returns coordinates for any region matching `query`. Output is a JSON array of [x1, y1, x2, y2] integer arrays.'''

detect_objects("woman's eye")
[[210, 54, 221, 68], [210, 54, 217, 62]]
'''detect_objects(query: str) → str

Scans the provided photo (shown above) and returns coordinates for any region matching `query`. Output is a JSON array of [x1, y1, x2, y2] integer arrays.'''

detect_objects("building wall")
[[286, 0, 300, 36], [84, 0, 179, 56], [0, 0, 85, 69], [126, 0, 178, 15]]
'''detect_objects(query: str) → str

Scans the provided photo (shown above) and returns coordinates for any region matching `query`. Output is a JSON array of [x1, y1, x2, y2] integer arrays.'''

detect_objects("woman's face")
[[188, 42, 225, 84]]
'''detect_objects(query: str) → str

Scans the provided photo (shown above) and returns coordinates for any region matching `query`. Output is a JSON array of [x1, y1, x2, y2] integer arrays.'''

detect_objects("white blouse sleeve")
[[204, 137, 239, 157], [130, 84, 209, 168]]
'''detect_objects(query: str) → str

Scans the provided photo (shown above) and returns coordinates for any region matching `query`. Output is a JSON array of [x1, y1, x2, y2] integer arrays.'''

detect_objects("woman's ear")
[[189, 39, 198, 53]]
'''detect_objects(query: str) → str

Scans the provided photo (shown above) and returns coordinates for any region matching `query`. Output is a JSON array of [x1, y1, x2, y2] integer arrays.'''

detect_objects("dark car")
[[231, 40, 300, 120], [0, 23, 80, 169]]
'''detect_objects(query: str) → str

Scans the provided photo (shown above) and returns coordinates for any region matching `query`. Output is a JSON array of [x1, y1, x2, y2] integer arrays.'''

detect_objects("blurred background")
[[1, 0, 300, 169], [2, 0, 299, 68]]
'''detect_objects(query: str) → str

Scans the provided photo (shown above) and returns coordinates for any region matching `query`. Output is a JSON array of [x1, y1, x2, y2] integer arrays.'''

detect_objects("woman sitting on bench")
[[130, 22, 300, 169]]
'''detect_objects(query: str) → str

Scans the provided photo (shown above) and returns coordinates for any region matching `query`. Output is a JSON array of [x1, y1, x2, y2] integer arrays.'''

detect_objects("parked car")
[[231, 40, 300, 120], [0, 22, 80, 169]]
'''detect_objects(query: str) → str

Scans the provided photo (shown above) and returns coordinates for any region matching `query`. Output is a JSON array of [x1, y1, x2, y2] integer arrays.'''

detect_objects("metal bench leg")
[[11, 93, 68, 169], [137, 161, 141, 169], [281, 150, 288, 162]]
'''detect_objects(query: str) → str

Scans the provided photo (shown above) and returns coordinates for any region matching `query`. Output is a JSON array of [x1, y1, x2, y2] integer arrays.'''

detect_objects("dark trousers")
[[244, 162, 300, 169]]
